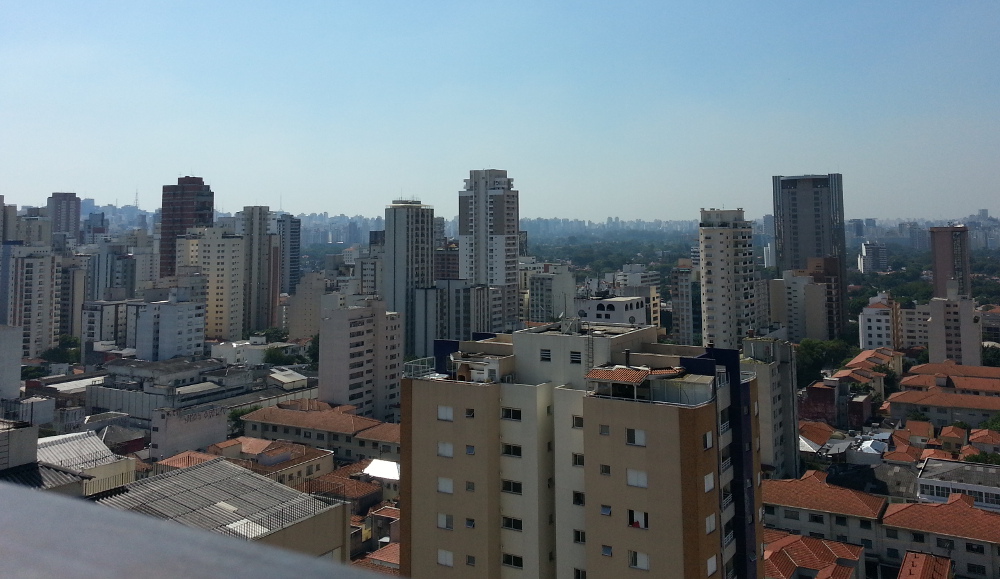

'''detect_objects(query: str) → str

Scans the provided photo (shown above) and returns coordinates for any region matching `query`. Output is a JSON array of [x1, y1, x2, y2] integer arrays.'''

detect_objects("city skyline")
[[2, 3, 999, 220]]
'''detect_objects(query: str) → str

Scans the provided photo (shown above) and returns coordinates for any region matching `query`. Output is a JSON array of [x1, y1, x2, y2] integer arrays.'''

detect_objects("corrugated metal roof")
[[37, 431, 122, 470], [97, 458, 339, 540], [0, 462, 90, 490]]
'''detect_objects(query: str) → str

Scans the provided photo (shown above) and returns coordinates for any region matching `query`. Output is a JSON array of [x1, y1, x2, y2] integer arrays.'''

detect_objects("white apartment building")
[[518, 258, 576, 324], [741, 338, 799, 480], [857, 242, 888, 274], [82, 299, 137, 347], [458, 169, 520, 332], [901, 303, 932, 349], [929, 287, 982, 366], [384, 200, 435, 357], [318, 298, 402, 422], [574, 296, 646, 325], [768, 271, 829, 343], [176, 227, 245, 341], [125, 289, 205, 361], [859, 293, 897, 350], [0, 244, 62, 358], [669, 258, 697, 345], [699, 208, 758, 349]]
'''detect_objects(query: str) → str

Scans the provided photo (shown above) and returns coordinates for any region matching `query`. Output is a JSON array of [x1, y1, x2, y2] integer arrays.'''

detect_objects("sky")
[[1, 2, 998, 222]]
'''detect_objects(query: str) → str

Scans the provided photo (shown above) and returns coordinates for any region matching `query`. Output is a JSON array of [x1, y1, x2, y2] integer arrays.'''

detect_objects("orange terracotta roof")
[[939, 426, 966, 439], [241, 406, 383, 434], [866, 302, 891, 310], [898, 551, 952, 579], [358, 423, 401, 444], [295, 473, 382, 499], [350, 515, 365, 526], [367, 542, 401, 565], [908, 362, 1000, 380], [890, 388, 1000, 412], [332, 458, 374, 478], [277, 399, 335, 411], [970, 429, 1000, 445], [905, 421, 935, 438], [902, 373, 1000, 394], [959, 445, 980, 458], [231, 436, 274, 455], [585, 367, 649, 383], [883, 445, 921, 464], [884, 493, 1000, 544], [762, 471, 886, 519], [920, 448, 953, 461], [371, 505, 401, 520], [351, 557, 401, 576], [157, 450, 216, 469], [799, 421, 837, 447], [763, 528, 862, 579]]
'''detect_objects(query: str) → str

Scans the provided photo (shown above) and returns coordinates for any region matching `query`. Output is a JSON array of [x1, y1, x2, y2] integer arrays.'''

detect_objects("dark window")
[[860, 520, 872, 530], [502, 554, 523, 569], [502, 480, 522, 494], [572, 491, 585, 506]]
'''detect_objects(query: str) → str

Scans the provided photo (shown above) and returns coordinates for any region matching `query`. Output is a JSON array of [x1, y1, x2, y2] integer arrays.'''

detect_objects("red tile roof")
[[763, 471, 886, 519], [898, 552, 952, 579], [889, 388, 1000, 412], [241, 406, 383, 434], [157, 450, 216, 469], [763, 528, 862, 579], [919, 448, 953, 461], [295, 473, 382, 499], [358, 423, 401, 444], [351, 557, 401, 576], [585, 367, 649, 383], [905, 421, 935, 439], [371, 505, 401, 520], [883, 445, 920, 464], [959, 445, 981, 458], [884, 493, 1000, 544], [902, 373, 1000, 394], [939, 425, 967, 440], [367, 542, 400, 565], [908, 361, 1000, 380], [332, 458, 374, 478], [799, 421, 837, 447], [970, 429, 1000, 446]]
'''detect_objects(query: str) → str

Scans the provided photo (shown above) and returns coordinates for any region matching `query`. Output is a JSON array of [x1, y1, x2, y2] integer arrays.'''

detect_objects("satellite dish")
[[629, 316, 636, 324], [578, 310, 586, 317]]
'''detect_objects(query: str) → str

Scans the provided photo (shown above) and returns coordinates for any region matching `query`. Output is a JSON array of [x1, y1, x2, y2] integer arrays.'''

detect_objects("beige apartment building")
[[699, 208, 759, 350], [176, 227, 245, 341], [402, 321, 765, 579]]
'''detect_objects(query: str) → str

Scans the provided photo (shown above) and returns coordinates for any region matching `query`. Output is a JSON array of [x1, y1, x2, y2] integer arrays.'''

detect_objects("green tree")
[[21, 366, 46, 380], [983, 346, 1000, 368], [263, 347, 294, 365], [980, 415, 1000, 431], [965, 452, 1000, 465], [307, 334, 320, 368], [907, 410, 930, 422], [228, 406, 261, 437], [872, 365, 899, 394], [262, 327, 289, 343], [795, 339, 860, 388]]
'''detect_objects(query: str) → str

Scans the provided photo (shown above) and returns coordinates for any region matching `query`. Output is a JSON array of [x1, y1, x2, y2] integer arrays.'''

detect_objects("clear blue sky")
[[1, 1, 998, 221]]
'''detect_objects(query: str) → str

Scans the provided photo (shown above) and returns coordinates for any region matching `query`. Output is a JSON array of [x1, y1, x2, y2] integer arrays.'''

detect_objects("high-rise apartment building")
[[0, 243, 62, 358], [669, 258, 698, 346], [857, 241, 888, 274], [384, 200, 435, 357], [126, 288, 205, 361], [458, 170, 520, 332], [46, 192, 81, 244], [699, 208, 759, 349], [239, 206, 280, 333], [741, 338, 799, 480], [276, 213, 301, 295], [928, 286, 981, 366], [930, 225, 971, 298], [318, 297, 402, 421], [772, 174, 847, 330], [175, 227, 244, 341], [402, 322, 765, 579], [159, 176, 214, 278]]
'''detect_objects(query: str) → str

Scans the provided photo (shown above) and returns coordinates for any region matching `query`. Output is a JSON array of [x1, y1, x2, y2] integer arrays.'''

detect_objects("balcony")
[[721, 493, 733, 510], [721, 457, 732, 472], [719, 421, 731, 434], [723, 531, 735, 547]]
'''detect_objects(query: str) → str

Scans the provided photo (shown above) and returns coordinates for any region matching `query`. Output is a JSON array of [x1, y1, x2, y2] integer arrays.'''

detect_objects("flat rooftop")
[[920, 458, 1000, 488]]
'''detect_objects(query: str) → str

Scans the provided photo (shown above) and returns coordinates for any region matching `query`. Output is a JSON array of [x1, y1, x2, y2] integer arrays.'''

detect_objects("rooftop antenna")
[[134, 188, 140, 210]]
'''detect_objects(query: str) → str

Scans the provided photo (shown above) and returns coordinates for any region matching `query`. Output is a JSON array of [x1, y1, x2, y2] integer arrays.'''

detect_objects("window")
[[572, 453, 585, 467], [629, 509, 649, 529], [437, 477, 453, 494], [886, 548, 900, 559], [570, 351, 582, 364], [465, 408, 475, 418], [466, 518, 475, 528], [703, 431, 713, 449], [600, 464, 611, 475], [809, 532, 825, 539], [466, 481, 475, 492], [967, 542, 985, 554], [501, 517, 523, 531], [572, 415, 584, 428], [466, 555, 476, 566], [574, 569, 587, 579], [628, 469, 649, 488], [707, 555, 717, 576], [968, 563, 987, 575], [437, 549, 454, 567], [629, 551, 650, 571], [437, 442, 454, 457], [784, 509, 799, 520], [600, 504, 612, 516], [599, 424, 610, 435], [703, 472, 714, 493], [573, 491, 586, 506], [601, 545, 613, 557], [912, 532, 925, 543], [502, 479, 523, 494], [501, 443, 522, 457], [860, 539, 873, 549], [437, 513, 453, 530], [859, 520, 872, 530], [573, 529, 586, 543], [540, 349, 551, 362], [834, 515, 847, 526], [705, 513, 716, 534], [502, 554, 523, 569], [501, 407, 522, 421], [886, 529, 898, 539], [626, 428, 646, 446], [764, 505, 775, 515], [937, 538, 954, 550], [808, 514, 824, 524], [437, 405, 454, 421]]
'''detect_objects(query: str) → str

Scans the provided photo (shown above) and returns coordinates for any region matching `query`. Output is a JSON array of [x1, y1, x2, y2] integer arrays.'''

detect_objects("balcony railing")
[[721, 493, 733, 510], [721, 457, 732, 472], [724, 531, 735, 547], [719, 421, 731, 434]]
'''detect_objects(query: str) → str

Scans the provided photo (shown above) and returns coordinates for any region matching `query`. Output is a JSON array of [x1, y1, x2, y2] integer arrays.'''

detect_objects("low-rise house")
[[970, 429, 1000, 454], [97, 457, 350, 561], [242, 405, 400, 463], [352, 542, 401, 576], [939, 426, 968, 452], [206, 437, 335, 487], [882, 494, 1000, 576], [762, 470, 887, 553], [917, 458, 1000, 512], [763, 528, 864, 579]]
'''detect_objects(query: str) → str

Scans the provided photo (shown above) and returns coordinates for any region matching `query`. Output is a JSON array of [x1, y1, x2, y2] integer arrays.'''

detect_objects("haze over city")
[[2, 2, 999, 220]]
